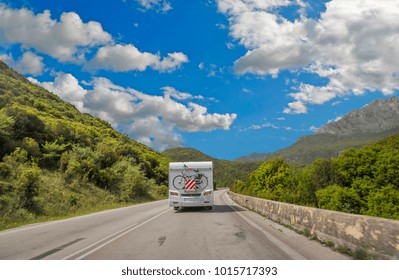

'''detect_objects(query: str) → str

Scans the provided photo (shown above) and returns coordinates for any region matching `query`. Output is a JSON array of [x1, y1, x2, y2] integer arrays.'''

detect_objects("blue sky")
[[1, 0, 399, 160]]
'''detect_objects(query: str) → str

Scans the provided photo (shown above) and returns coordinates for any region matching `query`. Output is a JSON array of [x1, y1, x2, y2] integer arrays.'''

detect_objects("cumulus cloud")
[[86, 44, 188, 72], [0, 5, 112, 62], [1, 51, 44, 75], [16, 52, 45, 75], [152, 52, 189, 72], [30, 74, 237, 150], [29, 73, 87, 112], [87, 44, 157, 72], [0, 5, 187, 73], [218, 0, 399, 113], [126, 117, 182, 151]]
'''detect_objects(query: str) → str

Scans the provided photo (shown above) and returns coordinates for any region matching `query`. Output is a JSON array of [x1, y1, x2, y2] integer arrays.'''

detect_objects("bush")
[[16, 166, 41, 213], [0, 162, 11, 179], [363, 185, 399, 219], [247, 158, 297, 202], [316, 185, 362, 214]]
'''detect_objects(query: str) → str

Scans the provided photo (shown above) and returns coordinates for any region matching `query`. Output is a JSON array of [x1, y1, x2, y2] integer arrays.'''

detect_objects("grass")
[[0, 170, 165, 231], [0, 200, 156, 232]]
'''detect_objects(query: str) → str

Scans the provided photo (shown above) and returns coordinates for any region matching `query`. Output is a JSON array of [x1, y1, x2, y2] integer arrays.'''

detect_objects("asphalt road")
[[0, 190, 349, 260]]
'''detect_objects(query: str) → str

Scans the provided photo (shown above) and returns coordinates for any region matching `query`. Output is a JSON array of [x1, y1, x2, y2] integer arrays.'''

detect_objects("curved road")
[[0, 190, 348, 260]]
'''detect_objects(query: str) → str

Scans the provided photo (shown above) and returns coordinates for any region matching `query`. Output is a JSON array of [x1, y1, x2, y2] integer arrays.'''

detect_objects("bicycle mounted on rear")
[[172, 164, 208, 190]]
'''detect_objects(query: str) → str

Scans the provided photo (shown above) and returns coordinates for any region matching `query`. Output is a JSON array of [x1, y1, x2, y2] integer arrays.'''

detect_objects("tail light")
[[203, 190, 212, 196], [170, 191, 179, 196]]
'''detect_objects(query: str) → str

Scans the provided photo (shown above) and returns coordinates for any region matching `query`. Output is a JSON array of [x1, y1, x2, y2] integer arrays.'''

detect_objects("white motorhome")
[[169, 161, 214, 211]]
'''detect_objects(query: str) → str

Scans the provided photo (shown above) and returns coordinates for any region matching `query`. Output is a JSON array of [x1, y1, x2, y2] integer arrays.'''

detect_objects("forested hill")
[[0, 61, 170, 230]]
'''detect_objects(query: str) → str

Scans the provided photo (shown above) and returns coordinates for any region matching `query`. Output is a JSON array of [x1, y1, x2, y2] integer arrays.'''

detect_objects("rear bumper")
[[169, 190, 214, 207]]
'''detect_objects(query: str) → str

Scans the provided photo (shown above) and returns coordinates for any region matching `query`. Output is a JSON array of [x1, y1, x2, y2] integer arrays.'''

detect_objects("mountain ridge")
[[236, 96, 399, 164], [316, 96, 399, 135]]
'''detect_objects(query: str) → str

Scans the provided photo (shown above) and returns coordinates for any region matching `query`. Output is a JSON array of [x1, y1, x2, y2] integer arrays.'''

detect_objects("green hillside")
[[162, 147, 261, 188], [263, 132, 399, 165], [0, 61, 170, 230], [237, 131, 399, 165]]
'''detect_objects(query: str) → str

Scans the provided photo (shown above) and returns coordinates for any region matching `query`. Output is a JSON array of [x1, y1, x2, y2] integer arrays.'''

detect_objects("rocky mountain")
[[237, 96, 399, 164], [316, 97, 399, 135]]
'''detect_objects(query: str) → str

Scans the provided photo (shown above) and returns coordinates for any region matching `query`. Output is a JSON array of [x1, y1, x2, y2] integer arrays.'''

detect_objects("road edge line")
[[223, 191, 307, 260]]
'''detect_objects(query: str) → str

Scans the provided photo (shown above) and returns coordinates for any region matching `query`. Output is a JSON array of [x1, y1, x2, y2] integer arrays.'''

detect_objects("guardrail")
[[228, 191, 399, 259]]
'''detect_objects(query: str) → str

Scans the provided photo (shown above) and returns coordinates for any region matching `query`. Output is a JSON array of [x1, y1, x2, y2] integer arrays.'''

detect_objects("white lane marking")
[[63, 208, 171, 260], [0, 199, 168, 236], [223, 191, 307, 260], [61, 223, 137, 260]]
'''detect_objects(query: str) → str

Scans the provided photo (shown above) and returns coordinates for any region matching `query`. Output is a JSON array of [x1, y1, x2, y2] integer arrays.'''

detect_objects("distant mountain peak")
[[237, 96, 399, 164], [316, 96, 399, 136]]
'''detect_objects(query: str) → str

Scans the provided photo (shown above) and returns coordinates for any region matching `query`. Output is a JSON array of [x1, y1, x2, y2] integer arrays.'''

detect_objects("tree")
[[21, 137, 41, 160], [337, 147, 378, 185], [5, 106, 45, 140], [0, 109, 15, 157], [41, 140, 69, 168], [17, 166, 41, 213], [316, 185, 362, 214], [0, 109, 14, 136], [300, 158, 343, 205], [247, 158, 296, 202], [364, 185, 399, 219]]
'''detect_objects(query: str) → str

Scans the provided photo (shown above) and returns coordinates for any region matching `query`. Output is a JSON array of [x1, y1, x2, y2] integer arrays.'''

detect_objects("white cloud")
[[283, 100, 307, 114], [30, 74, 237, 150], [16, 51, 44, 76], [243, 88, 252, 94], [126, 117, 182, 151], [1, 51, 44, 76], [130, 88, 236, 132], [328, 115, 342, 124], [0, 54, 12, 65], [309, 125, 318, 132], [0, 5, 186, 74], [240, 121, 292, 132], [87, 44, 188, 72], [161, 86, 204, 100], [152, 52, 189, 72], [218, 0, 399, 113], [198, 63, 225, 78], [135, 0, 172, 13], [29, 73, 86, 111], [87, 44, 158, 72], [0, 5, 112, 62]]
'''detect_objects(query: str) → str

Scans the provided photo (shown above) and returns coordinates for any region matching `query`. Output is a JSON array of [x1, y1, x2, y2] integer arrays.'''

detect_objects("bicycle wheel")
[[196, 174, 208, 189], [172, 175, 185, 190]]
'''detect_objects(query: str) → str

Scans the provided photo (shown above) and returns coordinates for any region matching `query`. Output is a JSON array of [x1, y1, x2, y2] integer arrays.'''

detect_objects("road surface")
[[0, 190, 348, 260]]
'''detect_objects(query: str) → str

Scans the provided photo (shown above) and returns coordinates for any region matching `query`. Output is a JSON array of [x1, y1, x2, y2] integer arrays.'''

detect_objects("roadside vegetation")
[[0, 61, 169, 230], [231, 134, 399, 220]]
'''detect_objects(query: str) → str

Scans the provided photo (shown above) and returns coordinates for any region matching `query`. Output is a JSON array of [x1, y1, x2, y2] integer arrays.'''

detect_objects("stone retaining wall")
[[228, 191, 399, 259]]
